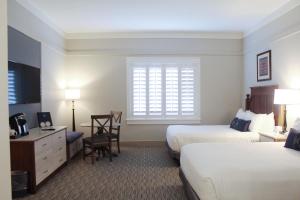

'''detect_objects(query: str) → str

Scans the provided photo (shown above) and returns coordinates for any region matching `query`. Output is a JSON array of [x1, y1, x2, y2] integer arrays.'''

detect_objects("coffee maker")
[[9, 113, 29, 137]]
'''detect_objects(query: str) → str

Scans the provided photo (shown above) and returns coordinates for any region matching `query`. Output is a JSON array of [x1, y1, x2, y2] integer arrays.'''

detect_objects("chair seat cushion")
[[66, 131, 83, 144], [83, 135, 110, 145]]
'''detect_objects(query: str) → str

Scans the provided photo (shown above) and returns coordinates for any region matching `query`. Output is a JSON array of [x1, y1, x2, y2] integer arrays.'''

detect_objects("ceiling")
[[17, 0, 295, 36]]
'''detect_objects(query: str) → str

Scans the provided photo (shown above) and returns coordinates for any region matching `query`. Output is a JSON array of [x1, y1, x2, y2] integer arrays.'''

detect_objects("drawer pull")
[[43, 156, 47, 160], [58, 136, 62, 139], [43, 170, 48, 174], [59, 158, 64, 162], [42, 143, 47, 147], [58, 147, 63, 151]]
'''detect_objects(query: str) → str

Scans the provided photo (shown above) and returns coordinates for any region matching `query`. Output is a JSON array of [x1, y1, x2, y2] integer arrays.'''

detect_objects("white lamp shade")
[[274, 89, 300, 105], [65, 89, 80, 100]]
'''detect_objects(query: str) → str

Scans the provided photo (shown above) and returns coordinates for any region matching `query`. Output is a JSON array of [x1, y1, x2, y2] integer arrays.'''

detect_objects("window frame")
[[127, 57, 201, 125]]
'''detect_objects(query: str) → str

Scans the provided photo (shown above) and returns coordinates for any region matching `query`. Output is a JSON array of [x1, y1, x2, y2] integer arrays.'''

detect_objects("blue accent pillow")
[[230, 118, 239, 129], [285, 128, 300, 151], [230, 118, 251, 132]]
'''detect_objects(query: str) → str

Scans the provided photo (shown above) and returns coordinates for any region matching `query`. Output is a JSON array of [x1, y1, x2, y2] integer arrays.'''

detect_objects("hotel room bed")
[[166, 85, 280, 159], [166, 125, 260, 153], [180, 142, 300, 200]]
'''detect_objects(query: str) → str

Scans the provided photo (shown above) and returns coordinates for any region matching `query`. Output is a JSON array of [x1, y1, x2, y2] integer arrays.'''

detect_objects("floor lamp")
[[65, 89, 81, 131], [274, 89, 300, 133]]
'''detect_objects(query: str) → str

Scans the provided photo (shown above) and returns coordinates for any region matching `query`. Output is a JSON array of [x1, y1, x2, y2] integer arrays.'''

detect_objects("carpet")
[[19, 142, 187, 200]]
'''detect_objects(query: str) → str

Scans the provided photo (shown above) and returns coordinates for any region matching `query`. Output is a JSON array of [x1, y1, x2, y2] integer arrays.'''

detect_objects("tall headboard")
[[246, 85, 281, 126]]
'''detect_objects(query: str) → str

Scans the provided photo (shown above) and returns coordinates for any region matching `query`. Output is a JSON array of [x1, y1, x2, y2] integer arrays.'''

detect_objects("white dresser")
[[10, 126, 67, 193]]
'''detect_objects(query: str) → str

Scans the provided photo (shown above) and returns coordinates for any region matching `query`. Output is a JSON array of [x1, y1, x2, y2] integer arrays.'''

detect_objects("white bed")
[[180, 142, 300, 200], [166, 125, 260, 152]]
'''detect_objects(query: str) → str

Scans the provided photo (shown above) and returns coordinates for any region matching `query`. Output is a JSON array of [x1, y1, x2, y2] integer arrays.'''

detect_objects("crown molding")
[[244, 0, 300, 37], [16, 0, 299, 40], [16, 0, 65, 37], [65, 31, 244, 40]]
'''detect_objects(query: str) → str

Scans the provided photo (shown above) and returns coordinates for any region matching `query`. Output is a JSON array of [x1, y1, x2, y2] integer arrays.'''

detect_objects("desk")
[[10, 126, 67, 193]]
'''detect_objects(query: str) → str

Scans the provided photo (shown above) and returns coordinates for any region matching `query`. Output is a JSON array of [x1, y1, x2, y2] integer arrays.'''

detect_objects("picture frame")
[[257, 50, 272, 82]]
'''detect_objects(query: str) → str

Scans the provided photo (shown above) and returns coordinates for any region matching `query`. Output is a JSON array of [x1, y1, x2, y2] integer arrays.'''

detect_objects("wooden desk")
[[10, 126, 67, 193]]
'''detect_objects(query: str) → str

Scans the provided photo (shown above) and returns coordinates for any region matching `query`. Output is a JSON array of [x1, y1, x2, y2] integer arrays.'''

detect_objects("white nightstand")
[[259, 132, 287, 142]]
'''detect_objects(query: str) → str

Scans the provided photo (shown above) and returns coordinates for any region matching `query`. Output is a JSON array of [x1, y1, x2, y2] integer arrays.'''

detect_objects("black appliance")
[[8, 61, 41, 105], [9, 113, 29, 137]]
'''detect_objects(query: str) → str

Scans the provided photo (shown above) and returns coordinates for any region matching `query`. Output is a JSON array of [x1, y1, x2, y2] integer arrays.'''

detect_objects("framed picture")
[[257, 50, 272, 82]]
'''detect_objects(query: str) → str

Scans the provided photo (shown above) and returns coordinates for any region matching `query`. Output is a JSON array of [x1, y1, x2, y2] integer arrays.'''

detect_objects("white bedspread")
[[181, 142, 300, 200], [166, 125, 259, 152]]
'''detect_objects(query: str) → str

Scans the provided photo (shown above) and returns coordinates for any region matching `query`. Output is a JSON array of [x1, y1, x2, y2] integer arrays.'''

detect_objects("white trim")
[[16, 0, 65, 37], [126, 118, 201, 125], [65, 31, 243, 40], [13, 0, 300, 40], [245, 0, 300, 37]]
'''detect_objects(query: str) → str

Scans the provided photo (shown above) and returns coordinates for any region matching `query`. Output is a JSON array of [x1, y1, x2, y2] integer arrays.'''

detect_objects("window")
[[127, 57, 200, 124]]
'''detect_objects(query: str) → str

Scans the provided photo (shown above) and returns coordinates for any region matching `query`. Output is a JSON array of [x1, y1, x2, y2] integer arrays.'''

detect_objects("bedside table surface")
[[259, 132, 287, 140]]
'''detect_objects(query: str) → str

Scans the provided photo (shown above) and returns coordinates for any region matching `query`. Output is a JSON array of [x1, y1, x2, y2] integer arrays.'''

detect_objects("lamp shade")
[[65, 89, 80, 100], [274, 89, 300, 105]]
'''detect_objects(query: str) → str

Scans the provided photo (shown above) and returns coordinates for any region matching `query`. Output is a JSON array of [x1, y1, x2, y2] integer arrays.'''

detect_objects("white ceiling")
[[17, 0, 296, 36]]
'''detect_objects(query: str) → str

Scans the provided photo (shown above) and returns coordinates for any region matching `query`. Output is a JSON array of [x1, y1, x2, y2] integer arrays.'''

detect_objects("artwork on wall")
[[257, 50, 272, 82]]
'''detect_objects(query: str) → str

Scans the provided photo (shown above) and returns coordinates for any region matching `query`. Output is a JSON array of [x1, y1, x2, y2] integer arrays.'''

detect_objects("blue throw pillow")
[[230, 118, 239, 129], [230, 118, 251, 132], [285, 128, 300, 151]]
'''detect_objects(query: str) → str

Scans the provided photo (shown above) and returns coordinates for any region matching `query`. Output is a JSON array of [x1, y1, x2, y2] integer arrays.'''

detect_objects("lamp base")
[[280, 130, 287, 135]]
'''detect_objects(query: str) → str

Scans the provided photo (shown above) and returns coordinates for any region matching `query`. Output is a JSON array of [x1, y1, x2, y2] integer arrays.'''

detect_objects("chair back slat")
[[111, 111, 122, 126], [91, 114, 113, 139]]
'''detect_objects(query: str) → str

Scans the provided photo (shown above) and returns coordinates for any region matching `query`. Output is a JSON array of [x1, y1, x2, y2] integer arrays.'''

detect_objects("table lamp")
[[65, 89, 80, 131], [274, 89, 300, 133]]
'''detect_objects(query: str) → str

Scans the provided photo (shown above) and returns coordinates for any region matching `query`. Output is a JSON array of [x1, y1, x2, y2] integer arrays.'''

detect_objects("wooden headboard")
[[246, 85, 281, 126]]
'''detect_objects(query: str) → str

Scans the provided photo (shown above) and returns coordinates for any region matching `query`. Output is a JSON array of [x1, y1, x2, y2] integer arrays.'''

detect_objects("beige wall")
[[66, 38, 243, 141], [0, 0, 12, 199], [8, 1, 244, 142], [244, 5, 300, 129]]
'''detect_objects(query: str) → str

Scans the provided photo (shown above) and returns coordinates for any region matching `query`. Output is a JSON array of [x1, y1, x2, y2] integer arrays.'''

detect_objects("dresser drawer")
[[36, 166, 51, 185], [35, 136, 52, 156], [35, 150, 52, 171], [53, 147, 67, 169], [52, 130, 66, 147], [35, 154, 53, 185]]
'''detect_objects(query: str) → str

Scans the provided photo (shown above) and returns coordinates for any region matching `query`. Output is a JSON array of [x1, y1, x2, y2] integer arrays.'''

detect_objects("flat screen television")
[[8, 61, 41, 105]]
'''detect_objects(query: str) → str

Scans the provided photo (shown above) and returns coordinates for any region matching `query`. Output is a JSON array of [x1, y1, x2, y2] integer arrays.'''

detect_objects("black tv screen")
[[8, 61, 41, 105]]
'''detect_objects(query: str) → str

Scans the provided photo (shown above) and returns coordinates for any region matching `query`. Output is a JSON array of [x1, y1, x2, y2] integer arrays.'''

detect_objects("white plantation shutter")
[[165, 67, 179, 116], [149, 67, 162, 115], [127, 57, 200, 124], [133, 67, 146, 116], [181, 67, 195, 116]]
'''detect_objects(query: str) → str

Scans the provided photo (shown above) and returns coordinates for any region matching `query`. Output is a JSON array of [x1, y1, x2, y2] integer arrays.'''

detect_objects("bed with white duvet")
[[166, 109, 275, 157], [180, 142, 300, 200], [166, 125, 260, 153]]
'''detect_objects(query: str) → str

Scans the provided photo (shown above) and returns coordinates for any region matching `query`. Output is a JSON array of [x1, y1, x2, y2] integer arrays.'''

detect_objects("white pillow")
[[236, 109, 258, 132], [247, 111, 266, 132], [293, 118, 300, 131], [259, 112, 275, 133], [235, 108, 248, 120]]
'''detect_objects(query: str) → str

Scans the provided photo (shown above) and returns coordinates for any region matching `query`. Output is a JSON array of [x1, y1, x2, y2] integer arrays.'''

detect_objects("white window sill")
[[126, 118, 201, 125]]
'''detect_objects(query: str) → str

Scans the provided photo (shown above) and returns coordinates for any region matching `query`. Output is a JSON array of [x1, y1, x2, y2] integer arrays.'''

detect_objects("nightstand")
[[259, 132, 287, 142]]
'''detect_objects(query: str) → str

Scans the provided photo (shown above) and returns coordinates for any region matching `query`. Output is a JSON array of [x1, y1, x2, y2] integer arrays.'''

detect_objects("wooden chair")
[[110, 111, 122, 153], [82, 114, 113, 164]]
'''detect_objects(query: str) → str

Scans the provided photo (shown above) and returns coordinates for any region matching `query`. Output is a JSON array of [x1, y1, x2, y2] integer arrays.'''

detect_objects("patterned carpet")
[[19, 142, 187, 200]]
